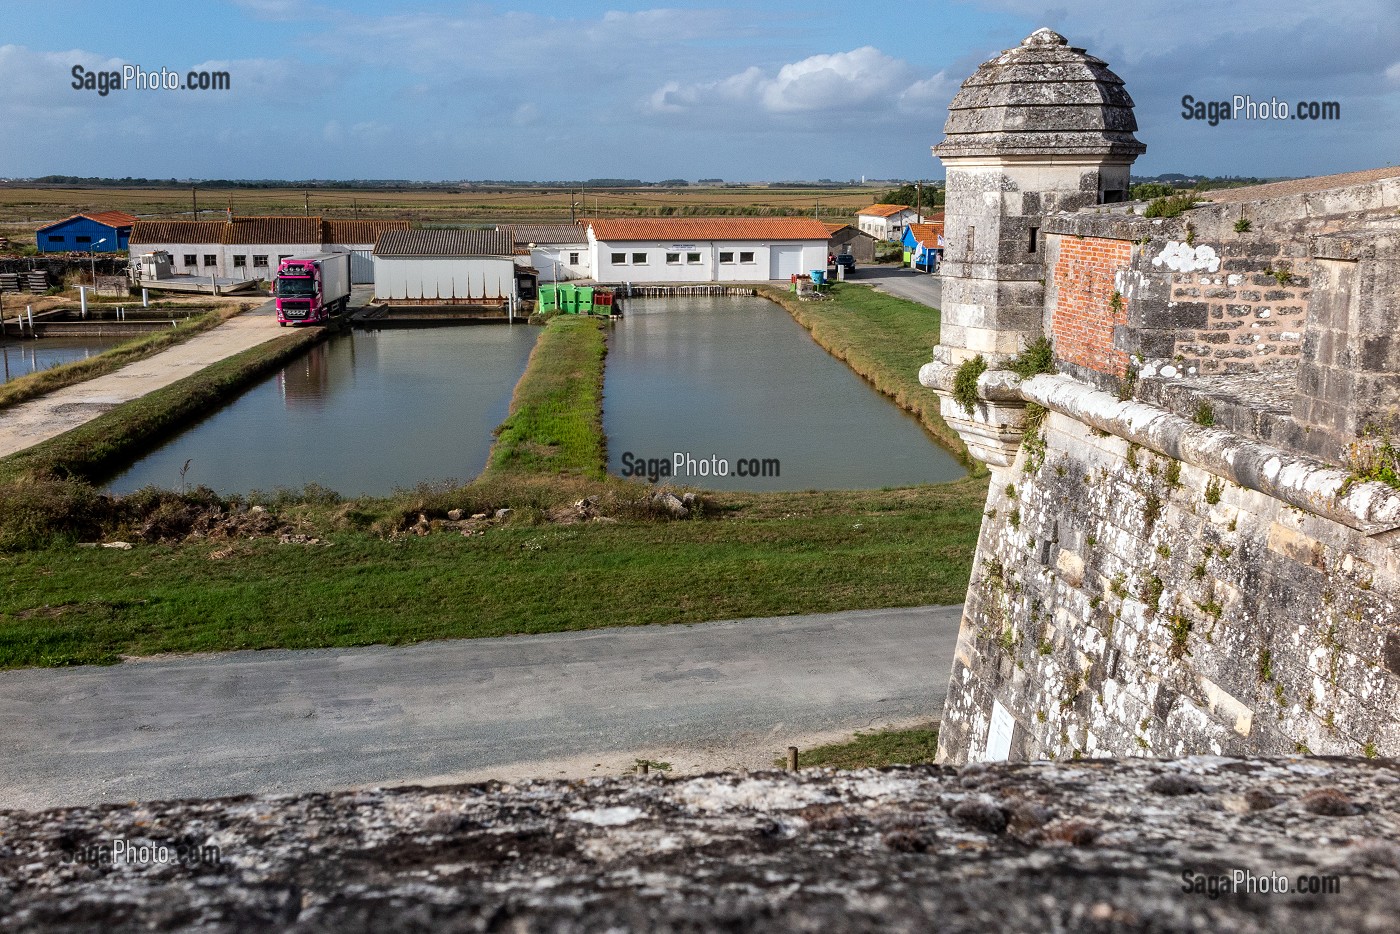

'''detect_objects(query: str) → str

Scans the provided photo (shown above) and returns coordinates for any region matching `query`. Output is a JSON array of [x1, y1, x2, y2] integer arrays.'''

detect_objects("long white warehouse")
[[372, 229, 520, 303], [587, 218, 831, 283]]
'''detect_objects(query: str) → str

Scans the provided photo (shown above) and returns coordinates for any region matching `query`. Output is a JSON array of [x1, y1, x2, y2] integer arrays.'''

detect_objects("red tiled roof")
[[323, 218, 409, 244], [906, 223, 944, 245], [857, 203, 919, 218], [588, 217, 831, 241], [223, 215, 322, 245], [822, 222, 852, 234], [129, 220, 226, 245], [79, 210, 137, 228]]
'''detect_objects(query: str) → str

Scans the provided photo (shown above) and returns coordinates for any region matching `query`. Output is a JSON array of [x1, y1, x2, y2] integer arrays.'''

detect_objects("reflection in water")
[[1, 337, 127, 384], [107, 326, 540, 496], [604, 296, 965, 491]]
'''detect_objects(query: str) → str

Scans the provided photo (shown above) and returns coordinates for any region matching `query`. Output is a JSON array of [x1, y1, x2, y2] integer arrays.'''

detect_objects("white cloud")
[[647, 47, 953, 121]]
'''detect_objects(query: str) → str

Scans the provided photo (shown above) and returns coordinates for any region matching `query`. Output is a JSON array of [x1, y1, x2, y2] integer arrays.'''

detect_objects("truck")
[[275, 252, 351, 325]]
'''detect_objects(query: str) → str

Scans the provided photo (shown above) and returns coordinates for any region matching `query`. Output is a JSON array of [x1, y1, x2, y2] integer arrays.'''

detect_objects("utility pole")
[[916, 180, 922, 219], [570, 187, 575, 225], [304, 191, 310, 217], [191, 186, 198, 219]]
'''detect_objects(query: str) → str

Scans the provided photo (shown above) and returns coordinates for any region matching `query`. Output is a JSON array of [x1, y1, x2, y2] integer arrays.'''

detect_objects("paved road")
[[855, 265, 943, 309], [0, 606, 961, 810], [0, 286, 373, 459]]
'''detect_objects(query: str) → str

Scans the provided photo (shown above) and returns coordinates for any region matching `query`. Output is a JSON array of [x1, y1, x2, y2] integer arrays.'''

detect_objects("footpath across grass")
[[762, 282, 975, 469]]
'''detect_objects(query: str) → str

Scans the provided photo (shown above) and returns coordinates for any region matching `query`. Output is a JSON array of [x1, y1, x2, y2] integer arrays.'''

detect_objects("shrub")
[[952, 355, 987, 416], [1143, 193, 1198, 218]]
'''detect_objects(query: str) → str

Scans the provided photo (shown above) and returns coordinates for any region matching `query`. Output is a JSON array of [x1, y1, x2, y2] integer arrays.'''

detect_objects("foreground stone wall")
[[3, 758, 1397, 932], [937, 403, 1400, 766]]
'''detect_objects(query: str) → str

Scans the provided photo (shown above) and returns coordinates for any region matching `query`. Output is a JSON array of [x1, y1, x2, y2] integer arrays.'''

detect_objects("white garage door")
[[769, 245, 803, 280]]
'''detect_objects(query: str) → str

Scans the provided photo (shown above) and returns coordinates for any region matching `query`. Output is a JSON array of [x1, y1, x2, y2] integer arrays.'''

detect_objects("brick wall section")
[[1050, 236, 1132, 377], [1171, 243, 1309, 375]]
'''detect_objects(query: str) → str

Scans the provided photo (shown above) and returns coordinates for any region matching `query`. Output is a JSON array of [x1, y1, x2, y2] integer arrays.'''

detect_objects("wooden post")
[[636, 762, 649, 776], [787, 746, 799, 771]]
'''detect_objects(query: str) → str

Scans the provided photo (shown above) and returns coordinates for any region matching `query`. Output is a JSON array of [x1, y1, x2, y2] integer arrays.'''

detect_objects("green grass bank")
[[486, 315, 608, 479], [0, 480, 986, 668]]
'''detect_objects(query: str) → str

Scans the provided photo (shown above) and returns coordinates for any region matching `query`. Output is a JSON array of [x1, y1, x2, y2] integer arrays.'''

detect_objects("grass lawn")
[[0, 480, 986, 668], [762, 283, 975, 468], [782, 724, 942, 769]]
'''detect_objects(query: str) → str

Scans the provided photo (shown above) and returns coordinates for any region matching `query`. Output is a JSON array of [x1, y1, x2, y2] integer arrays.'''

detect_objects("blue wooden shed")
[[35, 211, 136, 253]]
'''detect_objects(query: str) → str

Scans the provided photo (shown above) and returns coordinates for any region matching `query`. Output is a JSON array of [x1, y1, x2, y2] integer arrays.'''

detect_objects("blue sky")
[[1, 0, 1396, 181]]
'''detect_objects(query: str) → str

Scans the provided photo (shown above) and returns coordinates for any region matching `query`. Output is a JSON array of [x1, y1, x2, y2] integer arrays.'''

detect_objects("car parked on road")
[[830, 252, 857, 276]]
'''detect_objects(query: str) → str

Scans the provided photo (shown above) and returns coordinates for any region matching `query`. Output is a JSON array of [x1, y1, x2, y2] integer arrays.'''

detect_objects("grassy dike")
[[0, 308, 988, 670], [0, 305, 247, 412], [485, 315, 608, 478], [759, 282, 977, 470]]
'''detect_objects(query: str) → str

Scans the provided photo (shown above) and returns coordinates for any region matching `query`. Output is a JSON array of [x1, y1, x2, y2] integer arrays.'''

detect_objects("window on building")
[[203, 254, 217, 267], [233, 255, 247, 268], [631, 252, 647, 265], [253, 255, 268, 267], [47, 235, 64, 243], [666, 252, 681, 264], [1028, 227, 1039, 255], [75, 235, 92, 244], [686, 253, 701, 264], [568, 252, 580, 265], [611, 252, 626, 264], [183, 254, 197, 266], [719, 251, 735, 264], [739, 251, 755, 264]]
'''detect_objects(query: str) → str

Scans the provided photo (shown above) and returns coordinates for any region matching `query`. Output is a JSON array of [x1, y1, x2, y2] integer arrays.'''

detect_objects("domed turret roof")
[[933, 28, 1145, 159]]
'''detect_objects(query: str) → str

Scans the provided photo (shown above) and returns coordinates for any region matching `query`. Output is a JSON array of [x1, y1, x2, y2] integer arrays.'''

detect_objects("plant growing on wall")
[[1143, 192, 1197, 218], [1194, 401, 1216, 427], [1234, 217, 1252, 233], [953, 354, 988, 416]]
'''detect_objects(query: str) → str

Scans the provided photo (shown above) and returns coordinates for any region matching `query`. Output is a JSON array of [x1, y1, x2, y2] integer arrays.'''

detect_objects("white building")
[[372, 228, 520, 303], [587, 218, 831, 283], [504, 224, 590, 281], [128, 221, 226, 278], [856, 203, 924, 241], [128, 216, 408, 284]]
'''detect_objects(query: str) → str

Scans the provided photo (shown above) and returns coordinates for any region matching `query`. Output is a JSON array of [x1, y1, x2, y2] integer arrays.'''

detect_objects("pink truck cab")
[[275, 252, 352, 326]]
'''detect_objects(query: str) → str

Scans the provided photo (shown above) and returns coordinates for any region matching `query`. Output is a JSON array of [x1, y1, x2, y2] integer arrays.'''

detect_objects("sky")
[[1, 0, 1396, 182]]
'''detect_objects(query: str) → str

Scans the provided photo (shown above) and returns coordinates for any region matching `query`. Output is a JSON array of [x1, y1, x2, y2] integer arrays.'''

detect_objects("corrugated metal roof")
[[373, 228, 515, 257], [323, 218, 410, 244], [588, 217, 831, 242], [129, 220, 226, 245], [223, 216, 322, 245], [506, 224, 587, 245]]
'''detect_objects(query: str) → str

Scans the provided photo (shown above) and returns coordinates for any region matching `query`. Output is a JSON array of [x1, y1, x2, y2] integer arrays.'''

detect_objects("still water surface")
[[107, 326, 539, 496], [603, 296, 964, 490], [1, 337, 126, 383]]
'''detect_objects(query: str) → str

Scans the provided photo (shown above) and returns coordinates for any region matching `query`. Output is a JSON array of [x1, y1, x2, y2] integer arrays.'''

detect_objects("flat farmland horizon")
[[0, 184, 895, 230]]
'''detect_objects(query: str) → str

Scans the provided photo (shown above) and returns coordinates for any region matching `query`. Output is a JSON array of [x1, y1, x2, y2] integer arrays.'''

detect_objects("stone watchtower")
[[923, 28, 1145, 469]]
